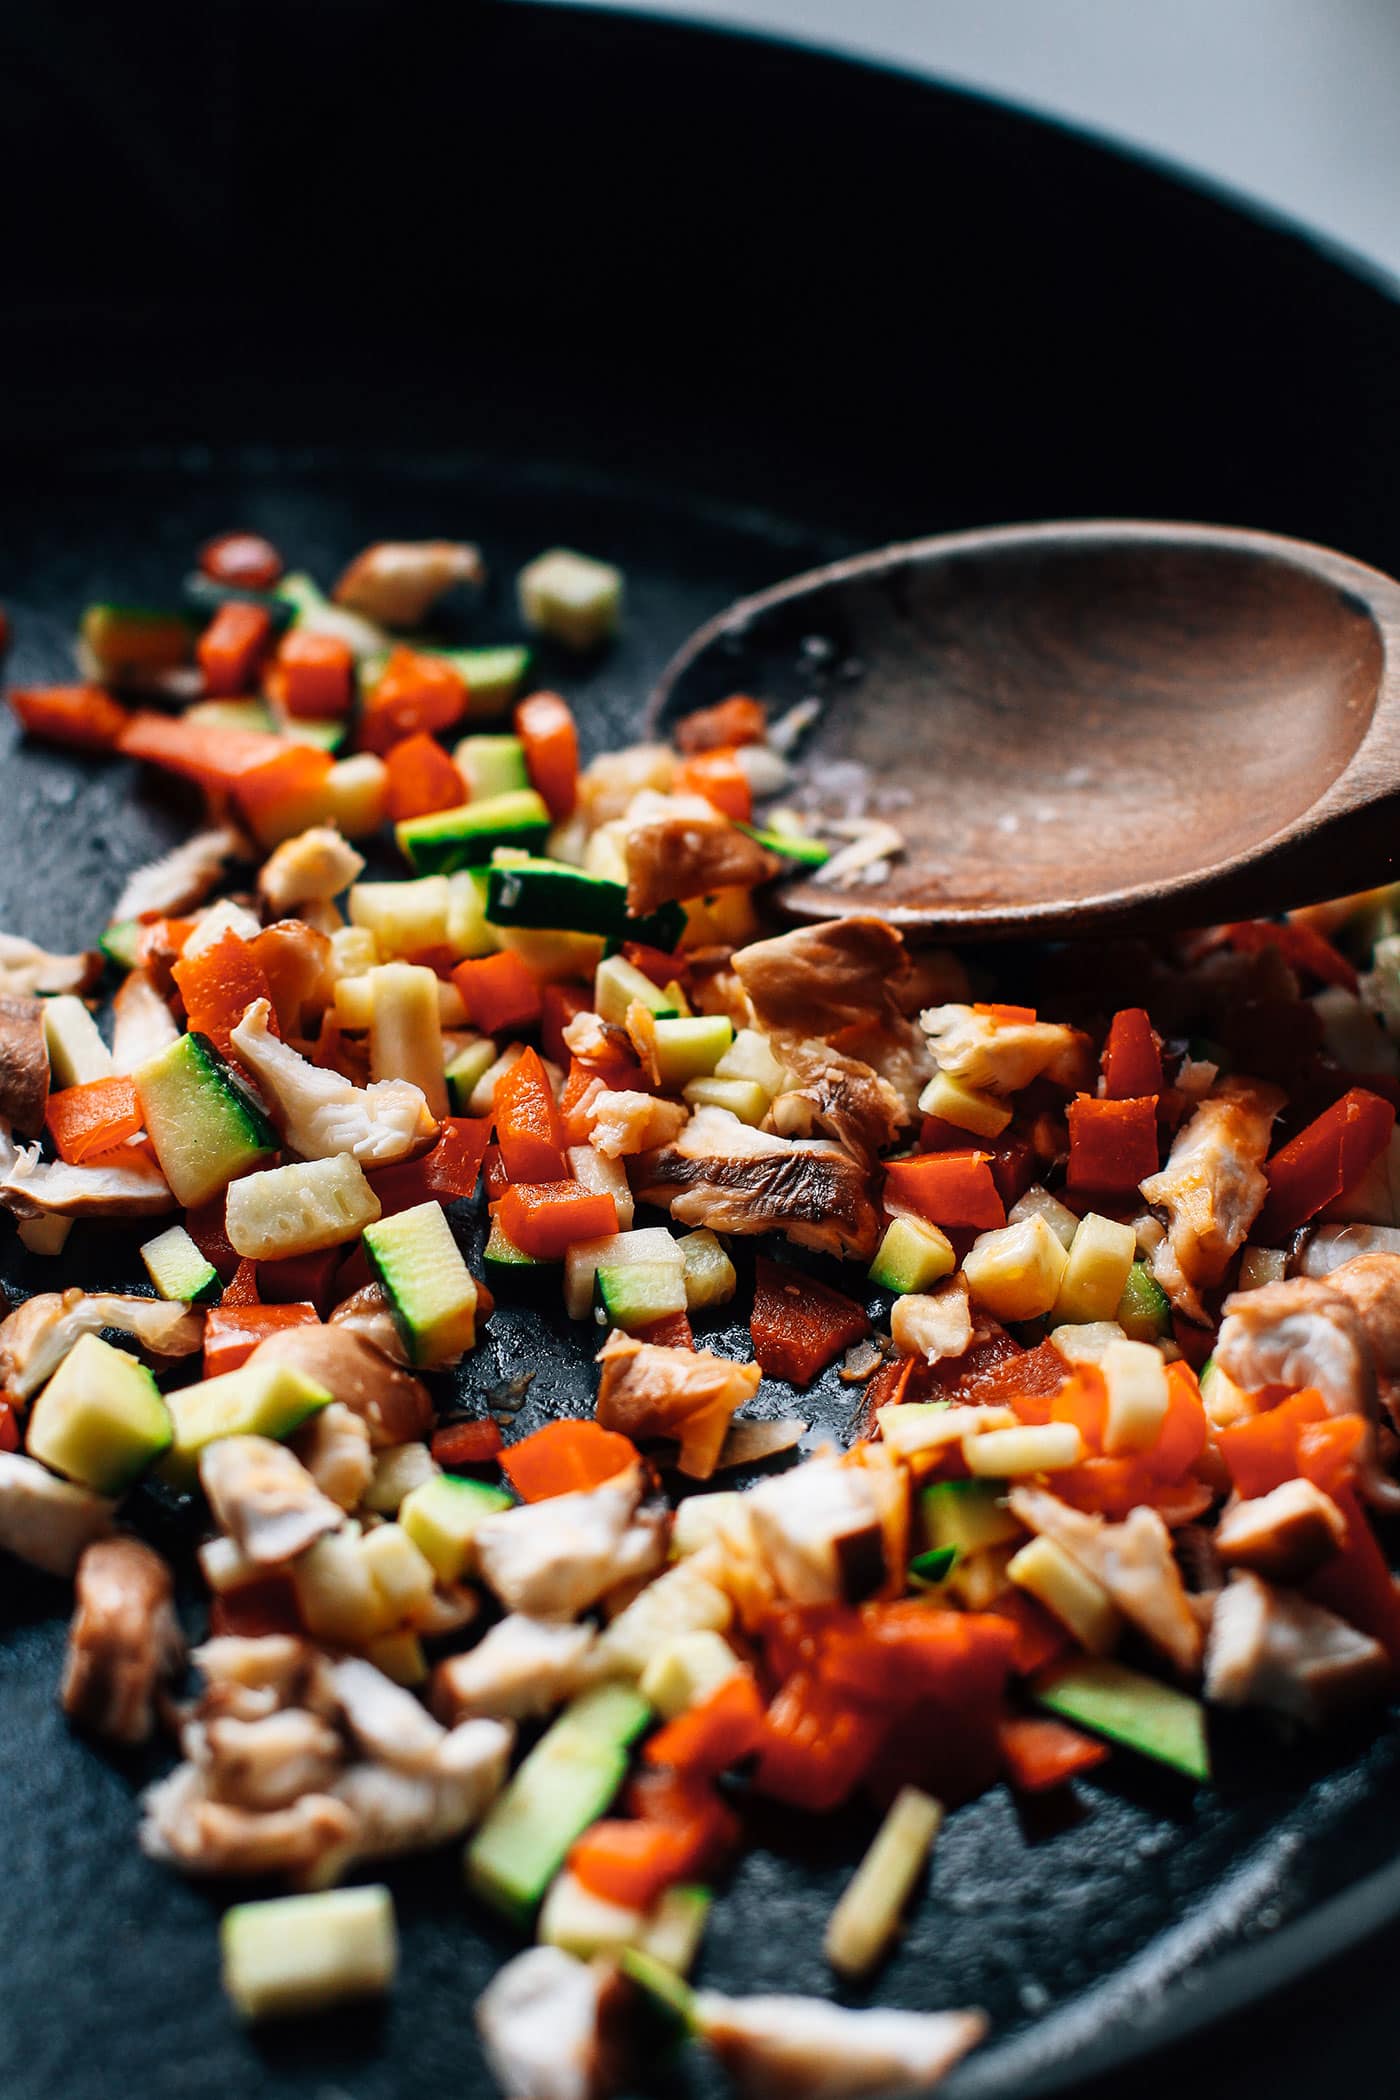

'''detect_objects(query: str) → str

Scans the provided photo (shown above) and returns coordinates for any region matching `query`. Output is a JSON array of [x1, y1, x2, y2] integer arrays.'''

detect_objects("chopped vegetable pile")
[[5, 523, 1400, 2098]]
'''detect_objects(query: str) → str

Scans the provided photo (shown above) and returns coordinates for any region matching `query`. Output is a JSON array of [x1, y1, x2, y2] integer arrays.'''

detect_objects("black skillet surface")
[[5, 5, 1400, 2097]]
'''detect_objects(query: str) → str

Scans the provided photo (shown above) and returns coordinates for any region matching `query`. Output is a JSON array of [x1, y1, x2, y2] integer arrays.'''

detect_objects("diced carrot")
[[494, 1181, 618, 1261], [384, 731, 465, 821], [43, 1076, 141, 1164], [540, 981, 593, 1068], [1044, 1366, 1109, 1443], [197, 600, 272, 696], [203, 1302, 318, 1378], [620, 943, 685, 986], [498, 1417, 639, 1501], [1225, 918, 1359, 995], [1257, 1087, 1396, 1239], [9, 683, 127, 750], [360, 646, 468, 753], [221, 1258, 263, 1307], [752, 1670, 886, 1812], [173, 931, 279, 1060], [368, 1115, 492, 1216], [515, 691, 579, 821], [431, 1418, 504, 1469], [568, 1816, 700, 1911], [674, 694, 768, 754], [1101, 1008, 1163, 1100], [998, 1714, 1110, 1792], [268, 629, 354, 719], [234, 741, 336, 840], [1217, 1389, 1331, 1499], [451, 950, 543, 1035], [1148, 1359, 1209, 1479], [751, 1255, 869, 1386], [674, 746, 752, 823], [992, 1588, 1069, 1676], [643, 1672, 766, 1777], [493, 1047, 567, 1181], [199, 531, 284, 590], [1305, 1478, 1400, 1668], [973, 1002, 1037, 1023], [883, 1149, 1004, 1230], [118, 707, 292, 790], [1065, 1094, 1159, 1191]]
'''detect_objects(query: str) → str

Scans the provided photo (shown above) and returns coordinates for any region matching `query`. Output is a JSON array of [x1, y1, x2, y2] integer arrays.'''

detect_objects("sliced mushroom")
[[230, 998, 432, 1164], [1325, 1251, 1400, 1427], [139, 1763, 357, 1877], [693, 1991, 987, 2100], [258, 827, 366, 915], [919, 1002, 1079, 1095], [0, 932, 101, 998], [247, 1324, 432, 1447], [191, 1633, 337, 1721], [625, 804, 780, 916], [199, 1436, 345, 1566], [307, 1719, 512, 1887], [633, 1106, 881, 1262], [1215, 1479, 1347, 1584], [0, 1452, 114, 1576], [0, 995, 48, 1137], [0, 1290, 203, 1401], [765, 1037, 905, 1164], [890, 1277, 976, 1366], [327, 1656, 450, 1773], [333, 540, 484, 627], [473, 1465, 662, 1620], [110, 968, 180, 1072], [1140, 1079, 1285, 1322], [110, 823, 246, 923], [1009, 1484, 1202, 1675], [431, 1616, 596, 1725], [595, 1333, 761, 1479], [1203, 1570, 1390, 1726], [0, 1127, 174, 1220], [583, 1089, 688, 1160], [1296, 1224, 1400, 1279], [291, 1401, 374, 1511], [747, 1451, 902, 1608], [329, 1282, 412, 1366], [61, 1536, 184, 1744], [196, 1707, 345, 1810], [714, 1416, 808, 1469], [733, 918, 911, 1039], [476, 1946, 616, 2100]]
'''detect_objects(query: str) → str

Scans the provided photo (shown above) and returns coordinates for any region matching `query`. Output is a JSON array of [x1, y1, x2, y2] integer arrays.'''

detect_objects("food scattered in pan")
[[4, 528, 1400, 2097]]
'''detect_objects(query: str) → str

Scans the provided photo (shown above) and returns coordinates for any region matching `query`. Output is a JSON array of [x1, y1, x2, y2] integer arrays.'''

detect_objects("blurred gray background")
[[555, 0, 1400, 280]]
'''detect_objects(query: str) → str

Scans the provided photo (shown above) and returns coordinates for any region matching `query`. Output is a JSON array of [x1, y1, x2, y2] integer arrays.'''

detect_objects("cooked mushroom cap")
[[733, 918, 911, 1038], [0, 933, 101, 998], [767, 1038, 905, 1163], [248, 1324, 432, 1447], [110, 969, 180, 1073], [0, 1290, 203, 1400], [333, 540, 484, 626], [0, 1130, 175, 1219], [1215, 1478, 1347, 1584], [1203, 1570, 1391, 1726], [0, 995, 49, 1136], [110, 823, 245, 923], [199, 1436, 345, 1566], [626, 807, 780, 916], [694, 1990, 987, 2100], [1140, 1080, 1285, 1322], [62, 1536, 184, 1744], [634, 1107, 881, 1262]]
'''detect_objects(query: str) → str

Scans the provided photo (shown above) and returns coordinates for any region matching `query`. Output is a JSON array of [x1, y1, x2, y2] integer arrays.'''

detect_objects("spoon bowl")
[[650, 520, 1400, 937]]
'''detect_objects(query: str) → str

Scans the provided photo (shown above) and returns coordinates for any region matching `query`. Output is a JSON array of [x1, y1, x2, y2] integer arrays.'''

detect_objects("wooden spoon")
[[649, 520, 1400, 938]]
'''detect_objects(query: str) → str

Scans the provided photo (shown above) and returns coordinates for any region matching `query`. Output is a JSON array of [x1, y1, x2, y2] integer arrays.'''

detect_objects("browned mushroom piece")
[[0, 1290, 203, 1401], [62, 1537, 185, 1745], [1324, 1251, 1400, 1427], [247, 1324, 432, 1447], [0, 932, 102, 998], [1214, 1478, 1347, 1584], [633, 1106, 881, 1261], [328, 1282, 412, 1365], [0, 994, 49, 1136], [1008, 1484, 1203, 1676], [199, 1436, 346, 1566], [765, 1037, 905, 1164], [0, 1130, 175, 1220], [732, 917, 911, 1038], [110, 823, 246, 923], [1140, 1079, 1286, 1322], [332, 540, 484, 627], [595, 1332, 761, 1478], [625, 808, 780, 917], [1203, 1570, 1391, 1726]]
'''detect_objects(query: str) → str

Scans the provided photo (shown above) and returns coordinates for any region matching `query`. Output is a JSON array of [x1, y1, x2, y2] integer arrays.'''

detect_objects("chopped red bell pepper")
[[431, 1418, 505, 1470], [569, 1776, 733, 1910], [674, 746, 753, 823], [998, 1714, 1110, 1792], [264, 628, 354, 720], [515, 691, 579, 821], [494, 1180, 618, 1261], [203, 1302, 319, 1378], [185, 1195, 240, 1281], [384, 731, 465, 821], [634, 1309, 696, 1351], [883, 1150, 1005, 1230], [493, 1047, 567, 1181], [751, 1256, 869, 1386], [450, 950, 543, 1035], [1066, 1093, 1159, 1191], [368, 1116, 492, 1216], [1101, 1008, 1164, 1100], [9, 683, 128, 750], [1224, 918, 1359, 994], [540, 981, 593, 1068], [643, 1672, 767, 1778], [198, 600, 273, 696], [220, 1258, 262, 1307], [199, 531, 283, 590], [0, 1401, 20, 1454], [1256, 1086, 1396, 1240], [498, 1417, 639, 1501], [359, 646, 467, 752], [172, 931, 279, 1060], [753, 1669, 888, 1813], [256, 1245, 342, 1313], [43, 1076, 142, 1164], [208, 1573, 301, 1638]]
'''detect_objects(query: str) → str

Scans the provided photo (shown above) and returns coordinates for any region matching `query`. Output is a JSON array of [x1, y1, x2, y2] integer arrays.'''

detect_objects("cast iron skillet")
[[4, 6, 1400, 2097]]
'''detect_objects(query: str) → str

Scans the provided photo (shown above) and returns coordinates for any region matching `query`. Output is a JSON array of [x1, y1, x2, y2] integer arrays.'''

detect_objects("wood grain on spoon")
[[650, 521, 1400, 938]]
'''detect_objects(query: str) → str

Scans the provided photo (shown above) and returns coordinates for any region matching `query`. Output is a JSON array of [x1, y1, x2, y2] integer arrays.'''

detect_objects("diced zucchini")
[[184, 698, 278, 735], [446, 1037, 498, 1111], [1033, 1658, 1210, 1781], [487, 854, 631, 937], [396, 790, 551, 875], [907, 1545, 957, 1588], [364, 1201, 480, 1365], [619, 1947, 696, 2037], [678, 1229, 737, 1310], [962, 1215, 1069, 1322], [594, 954, 678, 1026], [26, 1332, 172, 1494], [1008, 1184, 1081, 1251], [921, 1479, 1021, 1557], [650, 1016, 733, 1087], [714, 1028, 789, 1095], [1007, 1533, 1122, 1655], [279, 714, 349, 753], [823, 1786, 943, 1979], [367, 961, 449, 1118], [293, 1528, 396, 1645], [274, 572, 389, 658], [517, 549, 623, 653], [349, 875, 451, 956], [225, 1153, 381, 1260], [638, 1631, 743, 1718], [365, 1628, 429, 1687], [165, 1361, 332, 1482], [964, 1421, 1082, 1476], [483, 1216, 557, 1293], [917, 1070, 1011, 1139], [80, 603, 192, 678], [222, 1886, 397, 2021], [182, 571, 296, 633], [642, 1885, 711, 1977], [568, 1144, 635, 1232], [868, 1216, 956, 1295], [98, 921, 143, 974], [135, 1031, 277, 1209], [539, 1871, 646, 1960], [140, 1223, 222, 1304], [681, 1076, 769, 1125], [1054, 1213, 1137, 1325], [326, 753, 389, 839], [43, 995, 113, 1087], [495, 924, 608, 983], [594, 1261, 689, 1332], [399, 1472, 512, 1584], [1116, 1259, 1171, 1341], [360, 1520, 437, 1622], [454, 733, 530, 800], [734, 821, 831, 867], [446, 869, 499, 959], [466, 1683, 651, 1924], [563, 1227, 683, 1321]]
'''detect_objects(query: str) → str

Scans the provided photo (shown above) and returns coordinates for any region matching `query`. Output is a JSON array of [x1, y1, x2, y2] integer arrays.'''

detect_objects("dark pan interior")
[[4, 7, 1400, 2098]]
